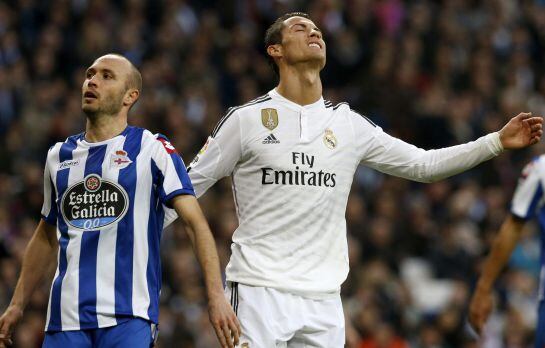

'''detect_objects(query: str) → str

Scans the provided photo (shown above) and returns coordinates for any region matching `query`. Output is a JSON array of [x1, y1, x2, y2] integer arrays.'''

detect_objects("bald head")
[[94, 54, 142, 93]]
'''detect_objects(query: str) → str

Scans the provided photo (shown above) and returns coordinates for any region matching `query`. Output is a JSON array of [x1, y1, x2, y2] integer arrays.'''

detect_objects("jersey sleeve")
[[511, 159, 544, 220], [350, 109, 504, 183], [41, 156, 58, 226], [187, 109, 242, 197], [152, 134, 195, 208]]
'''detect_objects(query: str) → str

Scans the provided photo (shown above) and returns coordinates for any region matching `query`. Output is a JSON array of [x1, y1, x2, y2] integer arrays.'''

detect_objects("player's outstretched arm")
[[0, 219, 57, 348], [171, 195, 241, 348], [498, 112, 543, 149], [468, 215, 525, 335]]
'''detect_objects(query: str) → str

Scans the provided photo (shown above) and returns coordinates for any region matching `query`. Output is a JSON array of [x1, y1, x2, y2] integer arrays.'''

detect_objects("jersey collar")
[[268, 88, 326, 112]]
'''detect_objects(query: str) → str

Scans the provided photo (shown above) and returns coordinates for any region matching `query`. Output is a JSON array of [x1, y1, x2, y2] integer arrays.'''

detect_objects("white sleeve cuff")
[[485, 132, 504, 156]]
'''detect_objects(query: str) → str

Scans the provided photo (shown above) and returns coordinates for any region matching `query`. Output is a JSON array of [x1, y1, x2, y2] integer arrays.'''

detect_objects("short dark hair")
[[264, 12, 310, 76]]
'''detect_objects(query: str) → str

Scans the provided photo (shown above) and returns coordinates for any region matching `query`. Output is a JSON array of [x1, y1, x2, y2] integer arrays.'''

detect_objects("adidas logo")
[[262, 133, 280, 144]]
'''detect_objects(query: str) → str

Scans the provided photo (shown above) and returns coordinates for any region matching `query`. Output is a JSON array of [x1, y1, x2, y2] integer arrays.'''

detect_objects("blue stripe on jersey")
[[78, 145, 107, 328], [48, 139, 78, 331], [147, 161, 163, 322], [115, 127, 144, 319]]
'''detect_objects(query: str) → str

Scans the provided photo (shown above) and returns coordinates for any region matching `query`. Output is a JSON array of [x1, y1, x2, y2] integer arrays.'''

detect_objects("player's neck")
[[276, 66, 322, 106], [85, 113, 128, 143]]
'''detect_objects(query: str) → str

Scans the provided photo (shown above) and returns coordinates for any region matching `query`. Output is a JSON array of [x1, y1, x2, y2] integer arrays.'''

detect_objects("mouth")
[[308, 42, 322, 49], [83, 91, 98, 99]]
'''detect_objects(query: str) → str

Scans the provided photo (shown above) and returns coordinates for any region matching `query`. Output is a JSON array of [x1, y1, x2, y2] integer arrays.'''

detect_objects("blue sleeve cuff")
[[164, 188, 196, 208], [41, 214, 57, 226]]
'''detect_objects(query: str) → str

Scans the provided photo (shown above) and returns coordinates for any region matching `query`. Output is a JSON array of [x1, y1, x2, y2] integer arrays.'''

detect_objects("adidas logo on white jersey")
[[262, 133, 280, 144]]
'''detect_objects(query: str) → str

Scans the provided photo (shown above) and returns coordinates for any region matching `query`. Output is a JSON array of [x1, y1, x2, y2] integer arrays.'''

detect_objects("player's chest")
[[53, 145, 154, 230], [242, 108, 355, 170]]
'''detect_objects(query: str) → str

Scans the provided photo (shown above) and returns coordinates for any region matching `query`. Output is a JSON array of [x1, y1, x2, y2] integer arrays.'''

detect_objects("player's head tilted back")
[[265, 12, 326, 76], [82, 53, 142, 118]]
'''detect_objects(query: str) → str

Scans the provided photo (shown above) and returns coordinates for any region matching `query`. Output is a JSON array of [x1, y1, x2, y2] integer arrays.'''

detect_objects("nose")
[[310, 29, 322, 40], [87, 75, 98, 88]]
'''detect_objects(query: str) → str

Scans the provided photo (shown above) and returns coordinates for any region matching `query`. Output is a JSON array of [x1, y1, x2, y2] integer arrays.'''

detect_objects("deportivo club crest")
[[110, 150, 132, 169], [323, 128, 338, 149], [61, 174, 129, 231], [261, 108, 279, 131]]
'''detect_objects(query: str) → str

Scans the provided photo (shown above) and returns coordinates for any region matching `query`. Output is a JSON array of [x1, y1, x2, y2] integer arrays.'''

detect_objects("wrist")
[[207, 287, 225, 303], [9, 298, 25, 312], [475, 280, 493, 293]]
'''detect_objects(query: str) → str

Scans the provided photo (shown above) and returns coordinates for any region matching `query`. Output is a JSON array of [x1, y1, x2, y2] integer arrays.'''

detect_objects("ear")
[[267, 44, 282, 60], [123, 89, 139, 107]]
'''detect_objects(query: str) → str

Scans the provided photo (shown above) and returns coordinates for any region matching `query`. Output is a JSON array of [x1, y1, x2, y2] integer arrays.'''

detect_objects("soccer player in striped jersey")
[[0, 54, 239, 348], [469, 156, 545, 347], [185, 13, 543, 347]]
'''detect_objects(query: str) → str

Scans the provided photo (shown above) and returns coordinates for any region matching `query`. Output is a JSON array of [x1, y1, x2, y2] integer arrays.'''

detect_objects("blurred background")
[[1, 0, 545, 347]]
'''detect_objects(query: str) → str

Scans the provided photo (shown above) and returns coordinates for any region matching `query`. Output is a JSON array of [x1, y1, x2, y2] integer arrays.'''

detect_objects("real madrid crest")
[[323, 128, 337, 149], [261, 108, 279, 131]]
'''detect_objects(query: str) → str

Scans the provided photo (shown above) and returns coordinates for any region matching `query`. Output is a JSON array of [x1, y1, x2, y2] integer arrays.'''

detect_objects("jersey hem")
[[45, 315, 156, 332]]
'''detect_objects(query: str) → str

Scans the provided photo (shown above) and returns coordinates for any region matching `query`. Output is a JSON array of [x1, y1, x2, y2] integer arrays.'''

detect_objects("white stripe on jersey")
[[60, 147, 88, 330], [95, 138, 125, 327], [132, 135, 152, 319], [44, 146, 61, 328]]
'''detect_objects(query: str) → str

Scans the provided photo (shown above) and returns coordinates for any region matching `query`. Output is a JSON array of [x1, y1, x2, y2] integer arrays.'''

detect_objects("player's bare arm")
[[171, 195, 241, 348], [468, 215, 526, 334], [0, 220, 57, 348], [499, 112, 543, 149]]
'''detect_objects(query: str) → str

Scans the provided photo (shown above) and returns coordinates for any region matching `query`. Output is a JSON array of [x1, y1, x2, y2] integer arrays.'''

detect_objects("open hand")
[[208, 295, 241, 348], [499, 112, 543, 149], [0, 306, 23, 348], [468, 288, 494, 336]]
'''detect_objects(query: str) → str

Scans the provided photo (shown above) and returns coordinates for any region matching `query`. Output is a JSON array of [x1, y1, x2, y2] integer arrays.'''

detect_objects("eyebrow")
[[291, 22, 322, 33], [86, 67, 116, 76]]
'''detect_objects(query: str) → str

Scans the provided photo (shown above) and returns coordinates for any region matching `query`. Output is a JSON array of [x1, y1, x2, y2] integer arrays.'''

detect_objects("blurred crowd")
[[1, 0, 545, 347]]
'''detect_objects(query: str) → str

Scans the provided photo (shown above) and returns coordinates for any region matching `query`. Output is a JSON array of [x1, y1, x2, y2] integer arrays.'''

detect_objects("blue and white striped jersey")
[[511, 155, 545, 301], [40, 126, 194, 331]]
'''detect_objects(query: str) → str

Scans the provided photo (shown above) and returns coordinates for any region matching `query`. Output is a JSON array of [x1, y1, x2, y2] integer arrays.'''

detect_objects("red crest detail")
[[158, 138, 177, 154]]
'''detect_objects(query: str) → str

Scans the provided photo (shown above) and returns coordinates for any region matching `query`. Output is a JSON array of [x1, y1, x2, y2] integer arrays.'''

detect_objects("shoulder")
[[326, 101, 377, 128], [46, 133, 82, 162], [521, 155, 545, 178], [211, 93, 273, 137]]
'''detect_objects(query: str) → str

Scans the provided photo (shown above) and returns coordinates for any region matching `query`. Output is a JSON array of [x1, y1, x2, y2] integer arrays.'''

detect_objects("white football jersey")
[[186, 89, 503, 298]]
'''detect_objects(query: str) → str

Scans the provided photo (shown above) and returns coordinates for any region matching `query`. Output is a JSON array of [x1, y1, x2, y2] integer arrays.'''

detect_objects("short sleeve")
[[187, 109, 242, 197], [511, 158, 544, 220], [41, 161, 58, 226], [152, 134, 195, 207]]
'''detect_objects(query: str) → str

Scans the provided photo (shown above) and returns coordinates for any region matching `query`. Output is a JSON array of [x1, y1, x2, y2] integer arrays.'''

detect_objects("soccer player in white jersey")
[[183, 12, 544, 347], [0, 54, 240, 348], [469, 156, 545, 347]]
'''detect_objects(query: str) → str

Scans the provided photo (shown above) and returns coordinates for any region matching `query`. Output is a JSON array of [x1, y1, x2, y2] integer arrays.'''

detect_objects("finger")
[[213, 323, 228, 348], [516, 112, 532, 119], [229, 319, 240, 346], [0, 337, 11, 348], [222, 323, 234, 348], [235, 316, 242, 337], [524, 117, 544, 126]]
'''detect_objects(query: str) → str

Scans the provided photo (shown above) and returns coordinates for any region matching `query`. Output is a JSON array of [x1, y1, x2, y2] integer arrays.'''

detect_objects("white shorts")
[[225, 282, 345, 348]]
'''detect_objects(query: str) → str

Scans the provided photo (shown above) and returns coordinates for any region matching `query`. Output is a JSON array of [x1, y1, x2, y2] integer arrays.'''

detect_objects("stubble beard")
[[82, 90, 124, 119]]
